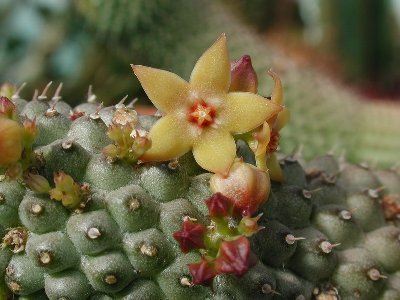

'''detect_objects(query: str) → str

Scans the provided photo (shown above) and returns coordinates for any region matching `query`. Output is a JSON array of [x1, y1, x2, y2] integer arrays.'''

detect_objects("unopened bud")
[[0, 96, 17, 119], [210, 160, 270, 216], [230, 55, 258, 93], [0, 118, 23, 166], [24, 173, 51, 194]]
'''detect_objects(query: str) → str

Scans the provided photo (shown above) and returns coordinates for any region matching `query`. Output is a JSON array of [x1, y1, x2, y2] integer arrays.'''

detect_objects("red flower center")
[[268, 130, 280, 153], [188, 100, 216, 128]]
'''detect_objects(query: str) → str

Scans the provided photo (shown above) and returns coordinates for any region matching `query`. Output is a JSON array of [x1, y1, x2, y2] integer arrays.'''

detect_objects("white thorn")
[[38, 81, 53, 100], [11, 82, 26, 100]]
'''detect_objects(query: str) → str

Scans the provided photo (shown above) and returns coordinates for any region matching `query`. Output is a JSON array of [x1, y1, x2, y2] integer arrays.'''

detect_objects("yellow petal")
[[275, 107, 290, 131], [267, 153, 284, 182], [267, 69, 283, 105], [220, 92, 282, 134], [255, 122, 271, 156], [190, 34, 230, 95], [132, 65, 190, 114], [192, 129, 236, 175], [140, 114, 193, 161]]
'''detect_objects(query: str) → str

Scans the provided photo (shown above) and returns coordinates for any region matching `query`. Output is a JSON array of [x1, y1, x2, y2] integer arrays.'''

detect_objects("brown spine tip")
[[38, 251, 52, 265], [128, 198, 141, 211], [140, 243, 158, 257], [104, 274, 118, 285], [9, 281, 21, 293]]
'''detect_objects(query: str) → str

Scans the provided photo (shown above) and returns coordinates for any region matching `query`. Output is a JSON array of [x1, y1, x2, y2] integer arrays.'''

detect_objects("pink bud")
[[215, 236, 256, 276], [210, 161, 270, 216], [205, 193, 234, 218], [0, 96, 16, 119], [173, 220, 206, 253], [230, 55, 258, 93], [188, 258, 217, 286]]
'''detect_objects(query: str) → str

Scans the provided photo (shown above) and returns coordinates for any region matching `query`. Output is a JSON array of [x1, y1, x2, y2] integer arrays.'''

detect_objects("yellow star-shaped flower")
[[132, 34, 282, 175]]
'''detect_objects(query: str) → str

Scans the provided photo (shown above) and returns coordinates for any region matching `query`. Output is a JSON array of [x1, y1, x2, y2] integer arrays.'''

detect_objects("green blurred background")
[[1, 0, 399, 165]]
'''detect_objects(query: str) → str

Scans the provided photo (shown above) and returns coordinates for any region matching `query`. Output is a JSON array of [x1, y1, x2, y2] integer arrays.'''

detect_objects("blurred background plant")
[[0, 0, 399, 165]]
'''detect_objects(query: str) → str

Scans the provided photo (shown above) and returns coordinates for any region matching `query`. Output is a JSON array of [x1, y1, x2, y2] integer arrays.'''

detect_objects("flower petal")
[[267, 153, 284, 182], [190, 34, 230, 95], [140, 114, 193, 161], [267, 69, 283, 105], [193, 129, 236, 175], [275, 107, 290, 131], [132, 65, 190, 114], [220, 92, 282, 134]]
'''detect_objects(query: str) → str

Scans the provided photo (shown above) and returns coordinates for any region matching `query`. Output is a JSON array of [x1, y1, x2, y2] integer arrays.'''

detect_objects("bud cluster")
[[103, 106, 151, 164], [173, 190, 263, 286], [25, 171, 89, 209]]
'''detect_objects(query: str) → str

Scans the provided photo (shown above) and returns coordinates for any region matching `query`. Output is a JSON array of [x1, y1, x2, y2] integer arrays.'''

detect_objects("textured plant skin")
[[0, 35, 399, 300]]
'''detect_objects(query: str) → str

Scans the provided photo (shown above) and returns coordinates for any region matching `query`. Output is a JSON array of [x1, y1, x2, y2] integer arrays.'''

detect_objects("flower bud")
[[215, 236, 256, 276], [0, 118, 23, 166], [188, 259, 217, 286], [0, 83, 16, 99], [49, 171, 82, 208], [24, 173, 51, 194], [22, 118, 38, 145], [205, 193, 234, 218], [173, 220, 206, 253], [230, 55, 258, 93], [210, 160, 270, 216], [0, 96, 17, 119]]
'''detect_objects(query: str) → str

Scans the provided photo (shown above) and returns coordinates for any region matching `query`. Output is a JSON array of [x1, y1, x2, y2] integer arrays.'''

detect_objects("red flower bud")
[[0, 96, 16, 119], [188, 258, 217, 286], [215, 236, 256, 276], [229, 55, 258, 93], [205, 193, 234, 218], [173, 220, 206, 253]]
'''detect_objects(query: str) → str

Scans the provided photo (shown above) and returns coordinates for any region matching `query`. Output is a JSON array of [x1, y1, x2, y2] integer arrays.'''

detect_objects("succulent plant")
[[0, 35, 399, 300]]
